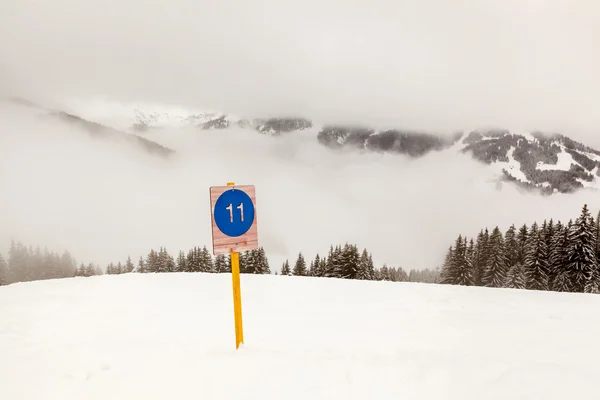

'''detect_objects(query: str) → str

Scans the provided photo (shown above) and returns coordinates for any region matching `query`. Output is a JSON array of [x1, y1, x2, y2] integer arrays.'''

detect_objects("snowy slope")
[[2, 273, 600, 399]]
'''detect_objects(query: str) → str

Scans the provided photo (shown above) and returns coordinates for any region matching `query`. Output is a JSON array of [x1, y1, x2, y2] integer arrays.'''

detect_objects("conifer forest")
[[1, 203, 598, 295]]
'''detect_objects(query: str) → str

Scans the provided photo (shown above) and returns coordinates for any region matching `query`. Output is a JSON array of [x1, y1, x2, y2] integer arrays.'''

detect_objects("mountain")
[[7, 97, 175, 157], [129, 107, 600, 195], [9, 97, 600, 195]]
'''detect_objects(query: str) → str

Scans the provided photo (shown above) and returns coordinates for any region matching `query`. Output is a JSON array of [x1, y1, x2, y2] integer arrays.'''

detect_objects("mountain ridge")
[[7, 97, 600, 195], [129, 107, 600, 194]]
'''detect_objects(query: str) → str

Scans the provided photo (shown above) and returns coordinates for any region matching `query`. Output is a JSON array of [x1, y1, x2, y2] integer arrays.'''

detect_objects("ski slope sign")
[[209, 183, 259, 255]]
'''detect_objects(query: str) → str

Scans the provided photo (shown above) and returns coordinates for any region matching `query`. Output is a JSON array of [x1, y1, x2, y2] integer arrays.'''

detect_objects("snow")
[[2, 273, 600, 399], [58, 97, 233, 132], [518, 131, 537, 143], [536, 146, 575, 171], [490, 146, 529, 183], [585, 152, 600, 162]]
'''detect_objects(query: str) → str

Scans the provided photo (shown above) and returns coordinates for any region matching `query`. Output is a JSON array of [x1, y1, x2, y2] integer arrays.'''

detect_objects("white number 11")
[[226, 203, 244, 223]]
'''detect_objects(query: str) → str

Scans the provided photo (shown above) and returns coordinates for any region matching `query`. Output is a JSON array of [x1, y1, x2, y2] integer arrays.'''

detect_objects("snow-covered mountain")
[[113, 103, 600, 195], [11, 97, 600, 194]]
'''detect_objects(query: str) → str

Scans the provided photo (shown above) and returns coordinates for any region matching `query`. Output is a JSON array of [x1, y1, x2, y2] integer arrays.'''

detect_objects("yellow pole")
[[227, 181, 244, 349]]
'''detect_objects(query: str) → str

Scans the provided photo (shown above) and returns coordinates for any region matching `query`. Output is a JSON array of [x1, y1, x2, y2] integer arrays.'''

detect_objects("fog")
[[2, 0, 600, 143], [1, 100, 599, 271], [2, 0, 600, 270]]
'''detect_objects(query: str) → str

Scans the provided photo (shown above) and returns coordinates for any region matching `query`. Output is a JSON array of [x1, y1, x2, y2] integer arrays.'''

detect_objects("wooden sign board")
[[210, 184, 258, 255]]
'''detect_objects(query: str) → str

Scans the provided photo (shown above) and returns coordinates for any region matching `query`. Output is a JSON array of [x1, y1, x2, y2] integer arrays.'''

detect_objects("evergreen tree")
[[472, 229, 490, 285], [442, 235, 472, 285], [310, 254, 323, 277], [504, 224, 518, 268], [564, 204, 599, 292], [136, 256, 146, 273], [482, 227, 508, 287], [106, 263, 115, 274], [255, 247, 270, 274], [0, 253, 7, 285], [123, 256, 134, 273], [440, 246, 453, 284], [596, 210, 600, 260], [186, 247, 201, 272], [176, 250, 187, 272], [242, 250, 252, 273], [357, 249, 375, 280], [548, 221, 567, 290], [199, 246, 214, 273], [325, 246, 342, 278], [214, 254, 229, 273], [146, 249, 159, 273], [281, 259, 291, 276], [293, 252, 307, 276], [337, 244, 361, 279], [505, 262, 526, 289], [516, 224, 528, 265], [523, 222, 550, 291]]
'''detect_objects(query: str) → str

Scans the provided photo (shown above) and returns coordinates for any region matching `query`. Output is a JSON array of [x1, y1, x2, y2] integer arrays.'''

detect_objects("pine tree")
[[504, 224, 518, 268], [199, 246, 214, 273], [214, 254, 229, 273], [472, 229, 490, 286], [310, 254, 323, 277], [548, 221, 566, 290], [136, 256, 146, 273], [440, 246, 453, 284], [523, 222, 550, 291], [293, 252, 307, 276], [564, 204, 599, 293], [325, 246, 342, 278], [146, 249, 159, 273], [281, 260, 291, 275], [124, 256, 134, 273], [357, 249, 375, 280], [454, 236, 473, 285], [516, 224, 528, 265], [442, 235, 472, 285], [596, 210, 600, 260], [505, 262, 526, 289], [255, 247, 270, 274], [337, 244, 361, 279], [186, 247, 201, 272], [176, 251, 187, 272], [482, 227, 508, 287], [0, 253, 8, 285]]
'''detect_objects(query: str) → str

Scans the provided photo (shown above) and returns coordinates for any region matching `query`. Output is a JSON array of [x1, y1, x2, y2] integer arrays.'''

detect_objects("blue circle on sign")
[[214, 189, 255, 237]]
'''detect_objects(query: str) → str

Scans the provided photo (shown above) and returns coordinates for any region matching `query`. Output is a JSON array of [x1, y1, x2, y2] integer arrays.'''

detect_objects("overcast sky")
[[2, 0, 600, 271], [1, 99, 599, 271], [2, 0, 600, 145]]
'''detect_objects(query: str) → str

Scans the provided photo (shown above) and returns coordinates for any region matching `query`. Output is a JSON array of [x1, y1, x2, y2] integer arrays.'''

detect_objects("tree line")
[[0, 241, 439, 286], [440, 203, 600, 294], [10, 204, 598, 290]]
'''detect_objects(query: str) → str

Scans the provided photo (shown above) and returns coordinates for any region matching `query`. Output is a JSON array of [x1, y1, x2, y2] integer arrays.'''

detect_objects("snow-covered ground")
[[2, 273, 600, 399], [536, 146, 576, 171], [489, 146, 530, 183]]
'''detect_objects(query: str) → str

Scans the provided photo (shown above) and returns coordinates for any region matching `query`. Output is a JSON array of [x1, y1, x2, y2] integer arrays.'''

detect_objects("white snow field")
[[2, 273, 600, 399]]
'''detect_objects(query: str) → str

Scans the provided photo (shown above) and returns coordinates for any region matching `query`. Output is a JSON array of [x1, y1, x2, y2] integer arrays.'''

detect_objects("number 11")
[[226, 203, 244, 222]]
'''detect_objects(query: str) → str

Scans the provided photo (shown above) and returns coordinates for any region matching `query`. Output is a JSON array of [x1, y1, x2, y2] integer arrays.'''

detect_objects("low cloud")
[[1, 100, 598, 271]]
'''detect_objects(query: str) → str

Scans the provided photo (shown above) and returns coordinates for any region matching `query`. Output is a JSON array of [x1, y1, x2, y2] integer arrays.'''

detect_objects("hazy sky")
[[2, 0, 600, 271], [1, 0, 600, 145]]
